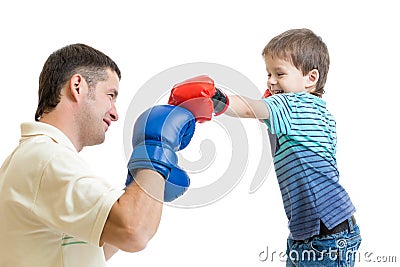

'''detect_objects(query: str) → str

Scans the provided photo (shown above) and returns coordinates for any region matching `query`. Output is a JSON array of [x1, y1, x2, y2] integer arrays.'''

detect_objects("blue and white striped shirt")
[[263, 92, 355, 240]]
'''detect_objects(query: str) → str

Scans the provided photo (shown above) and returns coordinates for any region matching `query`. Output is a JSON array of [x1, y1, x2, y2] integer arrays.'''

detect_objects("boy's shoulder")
[[268, 92, 326, 108]]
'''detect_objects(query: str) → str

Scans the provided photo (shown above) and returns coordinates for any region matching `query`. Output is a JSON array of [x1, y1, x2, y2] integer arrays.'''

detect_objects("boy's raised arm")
[[168, 75, 270, 121], [225, 95, 270, 119]]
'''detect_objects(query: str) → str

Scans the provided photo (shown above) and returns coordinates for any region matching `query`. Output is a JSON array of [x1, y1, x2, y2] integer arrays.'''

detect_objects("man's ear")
[[305, 69, 319, 89], [69, 74, 83, 102]]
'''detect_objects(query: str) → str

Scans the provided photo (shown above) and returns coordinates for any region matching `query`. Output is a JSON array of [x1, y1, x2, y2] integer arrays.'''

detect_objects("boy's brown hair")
[[262, 28, 330, 97]]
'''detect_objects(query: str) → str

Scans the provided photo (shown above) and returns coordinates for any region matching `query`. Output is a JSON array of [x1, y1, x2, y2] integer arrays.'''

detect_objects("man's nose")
[[109, 103, 118, 121]]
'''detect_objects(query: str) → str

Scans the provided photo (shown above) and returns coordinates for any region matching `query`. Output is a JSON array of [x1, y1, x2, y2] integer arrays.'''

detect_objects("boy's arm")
[[168, 75, 270, 121], [225, 95, 270, 119]]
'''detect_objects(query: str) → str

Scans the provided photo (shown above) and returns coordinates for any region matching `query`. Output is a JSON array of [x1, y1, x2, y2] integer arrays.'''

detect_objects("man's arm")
[[225, 95, 270, 119], [100, 169, 164, 253], [100, 105, 195, 257]]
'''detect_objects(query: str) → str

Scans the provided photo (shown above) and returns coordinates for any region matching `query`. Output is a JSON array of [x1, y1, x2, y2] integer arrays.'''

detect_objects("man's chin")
[[85, 134, 106, 147]]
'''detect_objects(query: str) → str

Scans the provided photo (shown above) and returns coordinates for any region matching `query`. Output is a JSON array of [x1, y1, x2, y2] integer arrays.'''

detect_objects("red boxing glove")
[[168, 75, 229, 123], [262, 88, 272, 98]]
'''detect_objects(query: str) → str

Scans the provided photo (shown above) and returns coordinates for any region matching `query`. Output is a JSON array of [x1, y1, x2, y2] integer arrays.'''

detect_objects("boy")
[[168, 28, 361, 266]]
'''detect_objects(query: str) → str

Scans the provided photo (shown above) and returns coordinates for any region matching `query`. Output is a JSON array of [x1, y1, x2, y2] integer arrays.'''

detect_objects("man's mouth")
[[103, 118, 111, 130]]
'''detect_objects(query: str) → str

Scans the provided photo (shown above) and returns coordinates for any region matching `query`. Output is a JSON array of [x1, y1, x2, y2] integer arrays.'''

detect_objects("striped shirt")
[[263, 92, 355, 240]]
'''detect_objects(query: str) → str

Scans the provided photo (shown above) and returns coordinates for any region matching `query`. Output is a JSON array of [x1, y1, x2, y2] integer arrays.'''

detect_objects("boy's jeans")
[[286, 218, 361, 267]]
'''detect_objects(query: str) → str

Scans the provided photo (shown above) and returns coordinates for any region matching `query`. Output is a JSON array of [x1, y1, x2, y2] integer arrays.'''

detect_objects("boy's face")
[[264, 56, 315, 95]]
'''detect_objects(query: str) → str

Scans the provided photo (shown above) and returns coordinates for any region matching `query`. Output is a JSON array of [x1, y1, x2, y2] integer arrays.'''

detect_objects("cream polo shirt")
[[0, 122, 124, 267]]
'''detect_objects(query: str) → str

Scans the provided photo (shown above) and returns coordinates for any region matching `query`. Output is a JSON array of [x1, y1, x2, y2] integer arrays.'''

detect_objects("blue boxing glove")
[[125, 105, 196, 202]]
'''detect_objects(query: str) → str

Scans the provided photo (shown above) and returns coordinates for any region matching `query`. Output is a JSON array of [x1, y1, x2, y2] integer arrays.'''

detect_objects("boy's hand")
[[262, 89, 272, 98], [168, 75, 229, 123]]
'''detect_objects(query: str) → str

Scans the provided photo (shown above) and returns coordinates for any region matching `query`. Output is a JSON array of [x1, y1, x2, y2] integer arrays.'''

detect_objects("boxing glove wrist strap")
[[212, 87, 229, 115], [128, 143, 178, 180]]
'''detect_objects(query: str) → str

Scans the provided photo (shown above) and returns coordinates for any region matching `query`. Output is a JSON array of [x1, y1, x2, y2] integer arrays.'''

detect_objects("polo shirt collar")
[[20, 122, 77, 152]]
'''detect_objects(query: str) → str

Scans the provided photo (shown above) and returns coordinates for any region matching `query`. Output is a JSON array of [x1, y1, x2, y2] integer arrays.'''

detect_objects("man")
[[0, 43, 195, 266]]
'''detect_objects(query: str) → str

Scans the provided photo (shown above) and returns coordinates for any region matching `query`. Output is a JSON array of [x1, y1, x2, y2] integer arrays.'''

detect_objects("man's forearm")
[[100, 169, 164, 252]]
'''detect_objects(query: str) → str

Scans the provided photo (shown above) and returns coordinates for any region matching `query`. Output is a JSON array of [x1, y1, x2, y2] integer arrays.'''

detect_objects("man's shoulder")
[[17, 134, 77, 166]]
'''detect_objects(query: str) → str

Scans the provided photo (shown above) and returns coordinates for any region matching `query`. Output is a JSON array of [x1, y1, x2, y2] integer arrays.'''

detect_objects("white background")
[[1, 0, 399, 266]]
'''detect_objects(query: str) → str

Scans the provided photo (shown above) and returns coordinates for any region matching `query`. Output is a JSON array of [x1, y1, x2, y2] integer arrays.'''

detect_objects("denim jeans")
[[286, 218, 361, 267]]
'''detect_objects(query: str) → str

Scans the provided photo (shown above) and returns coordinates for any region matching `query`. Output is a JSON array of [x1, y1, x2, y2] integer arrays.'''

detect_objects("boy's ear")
[[305, 69, 319, 89], [68, 74, 83, 102]]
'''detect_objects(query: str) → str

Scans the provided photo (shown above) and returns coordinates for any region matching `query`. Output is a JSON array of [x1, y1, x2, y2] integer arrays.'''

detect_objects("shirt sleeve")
[[263, 94, 293, 135], [32, 149, 124, 247]]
